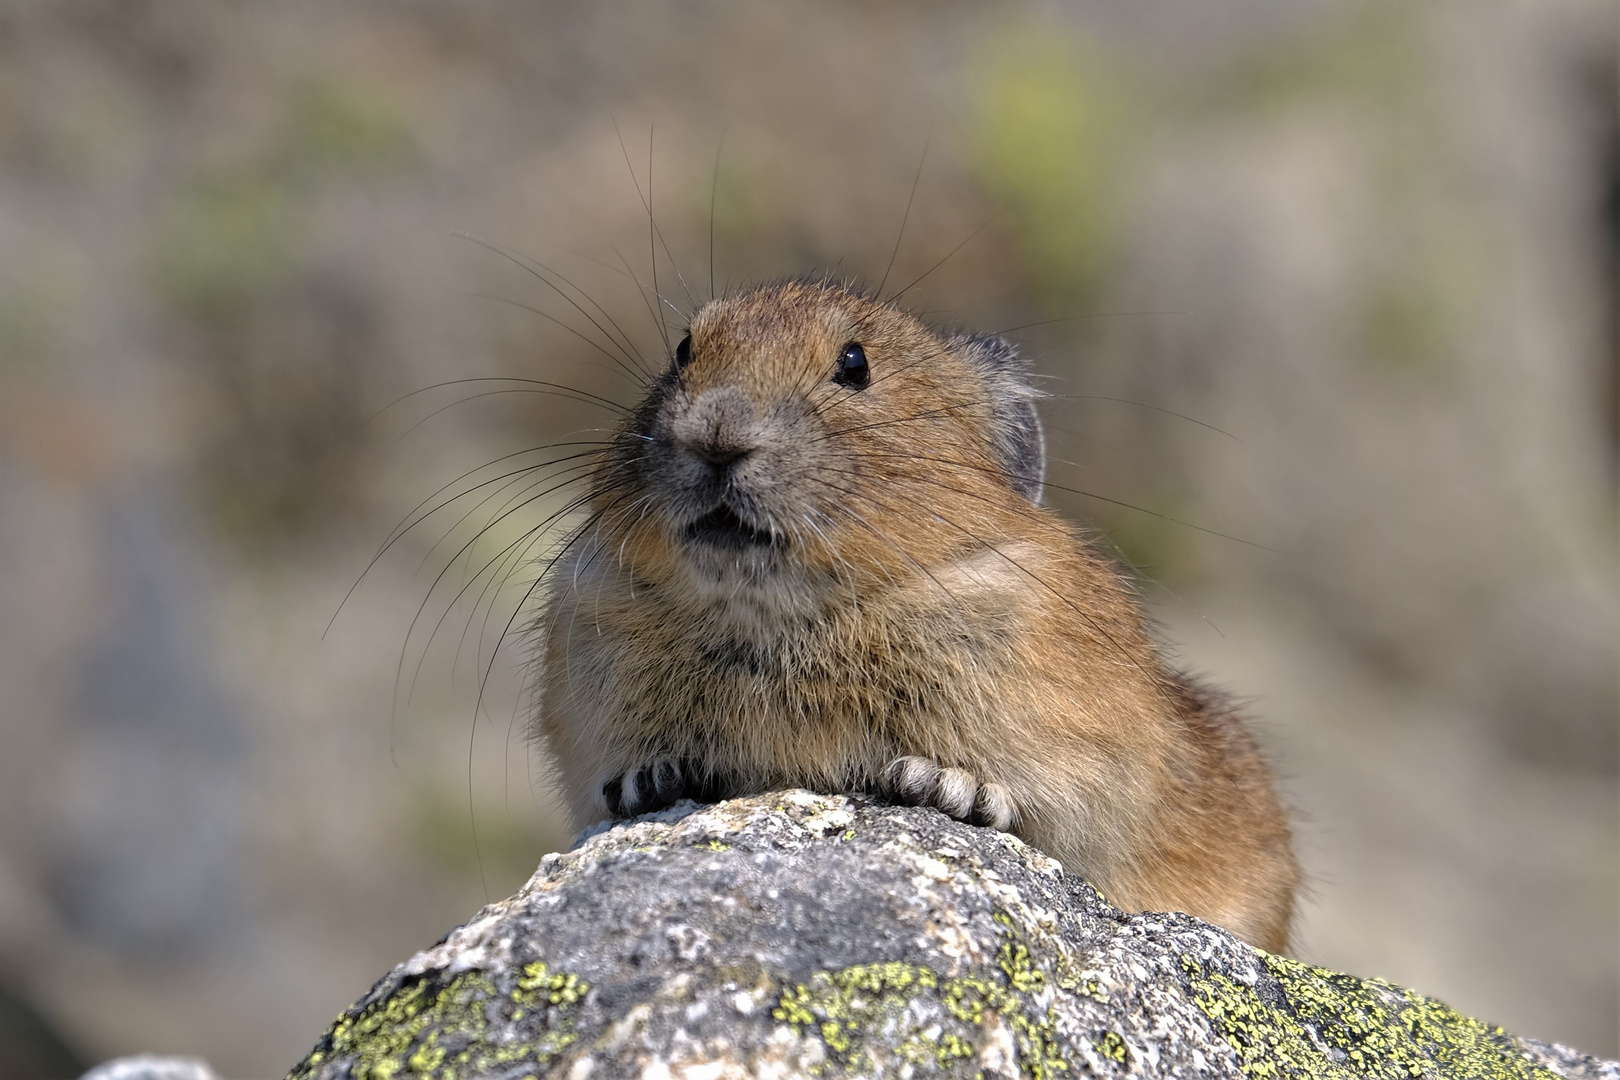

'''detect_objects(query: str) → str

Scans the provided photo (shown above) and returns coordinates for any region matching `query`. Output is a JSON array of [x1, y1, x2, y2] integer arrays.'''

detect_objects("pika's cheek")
[[729, 449, 784, 494], [737, 438, 825, 504]]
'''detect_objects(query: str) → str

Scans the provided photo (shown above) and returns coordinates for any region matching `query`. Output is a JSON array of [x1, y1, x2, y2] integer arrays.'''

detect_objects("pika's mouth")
[[684, 505, 779, 550]]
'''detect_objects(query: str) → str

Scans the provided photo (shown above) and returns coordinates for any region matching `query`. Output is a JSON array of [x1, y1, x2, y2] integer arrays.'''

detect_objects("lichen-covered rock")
[[287, 792, 1616, 1080]]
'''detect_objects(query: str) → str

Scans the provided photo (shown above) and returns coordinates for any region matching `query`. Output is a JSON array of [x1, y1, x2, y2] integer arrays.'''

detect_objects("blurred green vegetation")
[[1096, 491, 1204, 590], [704, 150, 772, 249], [1361, 266, 1453, 373], [1213, 0, 1427, 115], [284, 82, 414, 174], [1216, 0, 1484, 375], [972, 0, 1490, 587], [0, 277, 62, 373], [149, 78, 415, 544], [411, 785, 565, 891], [155, 172, 294, 327], [974, 1, 1482, 377], [973, 25, 1149, 311], [154, 79, 413, 329]]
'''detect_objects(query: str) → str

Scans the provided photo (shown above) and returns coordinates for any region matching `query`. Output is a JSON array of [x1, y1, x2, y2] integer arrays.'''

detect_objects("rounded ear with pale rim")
[[948, 333, 1046, 504]]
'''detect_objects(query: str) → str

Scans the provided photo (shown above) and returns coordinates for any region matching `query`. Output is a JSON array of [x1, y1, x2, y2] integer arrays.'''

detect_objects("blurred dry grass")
[[0, 2, 1613, 1074]]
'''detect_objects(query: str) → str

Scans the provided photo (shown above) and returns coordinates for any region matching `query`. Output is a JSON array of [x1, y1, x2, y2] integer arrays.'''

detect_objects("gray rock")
[[81, 1056, 222, 1080], [287, 792, 1618, 1079]]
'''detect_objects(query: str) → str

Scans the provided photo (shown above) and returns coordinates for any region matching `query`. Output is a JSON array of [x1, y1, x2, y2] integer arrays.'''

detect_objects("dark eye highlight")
[[674, 334, 693, 371], [834, 342, 869, 389]]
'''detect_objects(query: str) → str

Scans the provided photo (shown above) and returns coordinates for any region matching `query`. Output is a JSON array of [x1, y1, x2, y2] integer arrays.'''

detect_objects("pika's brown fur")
[[533, 280, 1299, 952]]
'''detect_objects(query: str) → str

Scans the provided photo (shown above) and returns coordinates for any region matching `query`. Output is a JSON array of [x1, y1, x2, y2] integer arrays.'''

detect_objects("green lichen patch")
[[773, 961, 939, 1057], [771, 932, 1071, 1079], [1181, 952, 1558, 1080], [286, 960, 589, 1080], [1094, 1030, 1129, 1065]]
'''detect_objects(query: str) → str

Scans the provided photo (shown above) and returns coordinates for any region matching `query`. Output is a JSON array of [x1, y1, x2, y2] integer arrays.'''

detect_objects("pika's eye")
[[834, 342, 869, 389], [674, 334, 693, 371]]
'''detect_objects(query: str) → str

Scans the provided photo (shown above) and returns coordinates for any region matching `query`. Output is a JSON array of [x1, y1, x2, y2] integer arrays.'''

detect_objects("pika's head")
[[589, 281, 1045, 594]]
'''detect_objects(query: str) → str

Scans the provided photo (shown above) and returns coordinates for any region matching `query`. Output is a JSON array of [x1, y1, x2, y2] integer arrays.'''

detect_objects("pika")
[[532, 279, 1299, 952]]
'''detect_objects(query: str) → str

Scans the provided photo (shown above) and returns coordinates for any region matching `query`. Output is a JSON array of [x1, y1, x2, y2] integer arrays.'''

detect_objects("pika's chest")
[[556, 594, 1024, 730]]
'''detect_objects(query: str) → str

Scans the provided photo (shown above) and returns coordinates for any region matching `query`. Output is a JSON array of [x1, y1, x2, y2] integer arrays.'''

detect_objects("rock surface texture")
[[287, 793, 1617, 1080]]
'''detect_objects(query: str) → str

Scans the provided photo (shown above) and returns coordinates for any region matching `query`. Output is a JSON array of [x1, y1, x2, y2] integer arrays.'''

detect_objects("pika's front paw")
[[602, 756, 693, 817], [881, 756, 1017, 831]]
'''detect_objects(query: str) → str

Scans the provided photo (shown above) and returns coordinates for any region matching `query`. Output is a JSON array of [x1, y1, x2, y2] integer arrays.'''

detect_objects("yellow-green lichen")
[[998, 938, 1047, 994], [285, 960, 590, 1080], [517, 960, 587, 1006], [1055, 970, 1108, 1004], [1181, 952, 1557, 1080], [1047, 942, 1107, 1005], [1095, 1030, 1128, 1064], [772, 927, 1070, 1079]]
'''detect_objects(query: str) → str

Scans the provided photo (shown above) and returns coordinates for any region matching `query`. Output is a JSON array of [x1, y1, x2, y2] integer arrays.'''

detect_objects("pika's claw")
[[602, 755, 692, 817], [969, 779, 1017, 831], [881, 756, 1017, 832]]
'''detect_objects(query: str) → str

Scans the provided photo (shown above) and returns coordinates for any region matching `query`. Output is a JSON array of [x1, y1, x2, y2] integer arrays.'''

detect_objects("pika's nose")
[[670, 387, 760, 473], [693, 442, 752, 468]]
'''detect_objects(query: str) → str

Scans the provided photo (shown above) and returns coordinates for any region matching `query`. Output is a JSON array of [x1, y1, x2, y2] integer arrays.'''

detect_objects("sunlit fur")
[[532, 280, 1298, 953]]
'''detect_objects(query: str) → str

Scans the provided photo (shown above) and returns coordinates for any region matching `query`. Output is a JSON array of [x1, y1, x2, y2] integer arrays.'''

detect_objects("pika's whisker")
[[400, 482, 609, 705], [420, 464, 597, 576], [464, 292, 651, 389], [367, 376, 630, 426], [327, 443, 610, 639], [453, 231, 653, 380]]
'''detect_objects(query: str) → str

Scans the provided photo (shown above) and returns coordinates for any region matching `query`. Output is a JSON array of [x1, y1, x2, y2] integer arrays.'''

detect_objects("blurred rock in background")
[[49, 487, 248, 961], [0, 2, 1611, 1073]]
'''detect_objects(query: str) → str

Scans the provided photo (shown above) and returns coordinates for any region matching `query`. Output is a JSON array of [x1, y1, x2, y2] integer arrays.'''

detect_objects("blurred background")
[[0, 1, 1613, 1074]]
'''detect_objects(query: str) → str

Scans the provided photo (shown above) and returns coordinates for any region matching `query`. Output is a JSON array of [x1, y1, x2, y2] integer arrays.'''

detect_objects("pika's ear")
[[949, 334, 1047, 504]]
